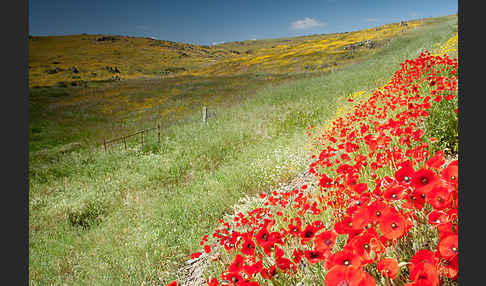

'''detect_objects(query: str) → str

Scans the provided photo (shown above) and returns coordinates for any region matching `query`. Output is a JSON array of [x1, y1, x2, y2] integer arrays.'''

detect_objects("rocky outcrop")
[[105, 66, 121, 73]]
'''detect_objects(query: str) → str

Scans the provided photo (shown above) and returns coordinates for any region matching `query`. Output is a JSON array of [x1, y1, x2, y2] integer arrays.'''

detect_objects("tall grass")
[[29, 15, 457, 285]]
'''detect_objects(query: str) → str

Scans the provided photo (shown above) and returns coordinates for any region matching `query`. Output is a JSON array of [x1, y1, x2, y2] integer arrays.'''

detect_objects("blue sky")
[[29, 0, 457, 45]]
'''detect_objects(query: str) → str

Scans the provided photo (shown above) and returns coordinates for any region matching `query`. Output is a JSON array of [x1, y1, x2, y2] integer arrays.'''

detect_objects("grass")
[[29, 15, 457, 285]]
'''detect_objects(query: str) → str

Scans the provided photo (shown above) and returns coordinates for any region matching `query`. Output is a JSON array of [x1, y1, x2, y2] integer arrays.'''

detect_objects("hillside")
[[29, 18, 424, 87]]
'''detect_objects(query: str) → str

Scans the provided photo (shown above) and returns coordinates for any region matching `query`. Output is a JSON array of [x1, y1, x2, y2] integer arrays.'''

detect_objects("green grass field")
[[29, 15, 457, 285]]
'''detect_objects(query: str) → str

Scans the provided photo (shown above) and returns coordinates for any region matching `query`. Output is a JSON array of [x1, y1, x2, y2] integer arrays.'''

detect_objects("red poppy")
[[437, 222, 457, 240], [409, 249, 437, 275], [402, 189, 426, 210], [260, 265, 277, 280], [427, 210, 449, 226], [425, 150, 446, 170], [411, 168, 439, 194], [384, 185, 406, 201], [276, 256, 294, 272], [349, 230, 378, 264], [409, 263, 440, 286], [379, 212, 408, 240], [274, 245, 285, 258], [221, 271, 244, 285], [191, 252, 203, 259], [438, 234, 458, 260], [394, 161, 415, 185], [367, 201, 392, 225], [204, 245, 212, 254], [255, 228, 271, 248], [376, 258, 399, 279], [325, 249, 362, 270], [440, 163, 458, 188], [167, 281, 178, 286], [300, 224, 319, 245], [228, 254, 246, 273], [292, 248, 304, 264], [351, 183, 368, 194], [427, 185, 452, 211], [304, 249, 326, 264], [314, 230, 338, 253], [242, 260, 263, 277], [287, 219, 302, 236], [206, 277, 219, 286], [320, 173, 334, 188], [240, 237, 256, 256], [440, 254, 458, 280], [350, 205, 372, 230], [324, 265, 376, 286], [334, 215, 362, 237]]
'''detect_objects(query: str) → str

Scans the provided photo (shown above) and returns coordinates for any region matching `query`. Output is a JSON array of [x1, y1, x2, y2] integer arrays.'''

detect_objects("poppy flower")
[[350, 205, 372, 230], [292, 248, 304, 264], [367, 201, 392, 225], [376, 257, 399, 279], [300, 224, 319, 245], [351, 183, 368, 194], [384, 185, 406, 201], [228, 254, 246, 273], [409, 249, 437, 275], [191, 252, 203, 259], [260, 265, 277, 280], [242, 260, 263, 277], [427, 185, 453, 211], [411, 168, 439, 194], [221, 271, 244, 285], [427, 210, 449, 226], [334, 216, 362, 237], [349, 230, 378, 264], [276, 256, 294, 272], [437, 222, 457, 240], [325, 249, 362, 270], [255, 228, 271, 248], [314, 230, 338, 253], [287, 219, 302, 236], [240, 238, 256, 256], [167, 281, 178, 286], [206, 277, 219, 286], [324, 265, 375, 286], [425, 150, 446, 170], [409, 262, 440, 286], [438, 234, 458, 260], [204, 245, 212, 254], [269, 231, 283, 246], [440, 163, 458, 188], [402, 190, 426, 210], [440, 254, 458, 280], [379, 212, 408, 240], [320, 173, 334, 188], [304, 249, 326, 264]]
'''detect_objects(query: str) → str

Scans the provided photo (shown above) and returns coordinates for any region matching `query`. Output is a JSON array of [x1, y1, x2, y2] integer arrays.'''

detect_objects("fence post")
[[141, 130, 144, 149], [123, 137, 127, 150], [202, 106, 207, 123], [104, 138, 107, 152], [157, 123, 161, 143]]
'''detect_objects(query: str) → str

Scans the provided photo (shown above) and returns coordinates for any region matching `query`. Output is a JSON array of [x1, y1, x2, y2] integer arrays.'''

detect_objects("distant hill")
[[29, 18, 427, 87]]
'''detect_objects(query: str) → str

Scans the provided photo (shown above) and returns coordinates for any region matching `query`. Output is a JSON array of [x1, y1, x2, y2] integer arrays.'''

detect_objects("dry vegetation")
[[29, 19, 422, 88]]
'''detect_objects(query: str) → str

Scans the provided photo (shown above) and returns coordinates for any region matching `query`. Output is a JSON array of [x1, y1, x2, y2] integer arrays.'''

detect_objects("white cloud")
[[290, 18, 325, 30], [365, 18, 379, 22]]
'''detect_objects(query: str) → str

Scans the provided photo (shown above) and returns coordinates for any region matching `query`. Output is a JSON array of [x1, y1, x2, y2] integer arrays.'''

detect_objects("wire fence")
[[103, 123, 160, 152], [103, 106, 215, 152]]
